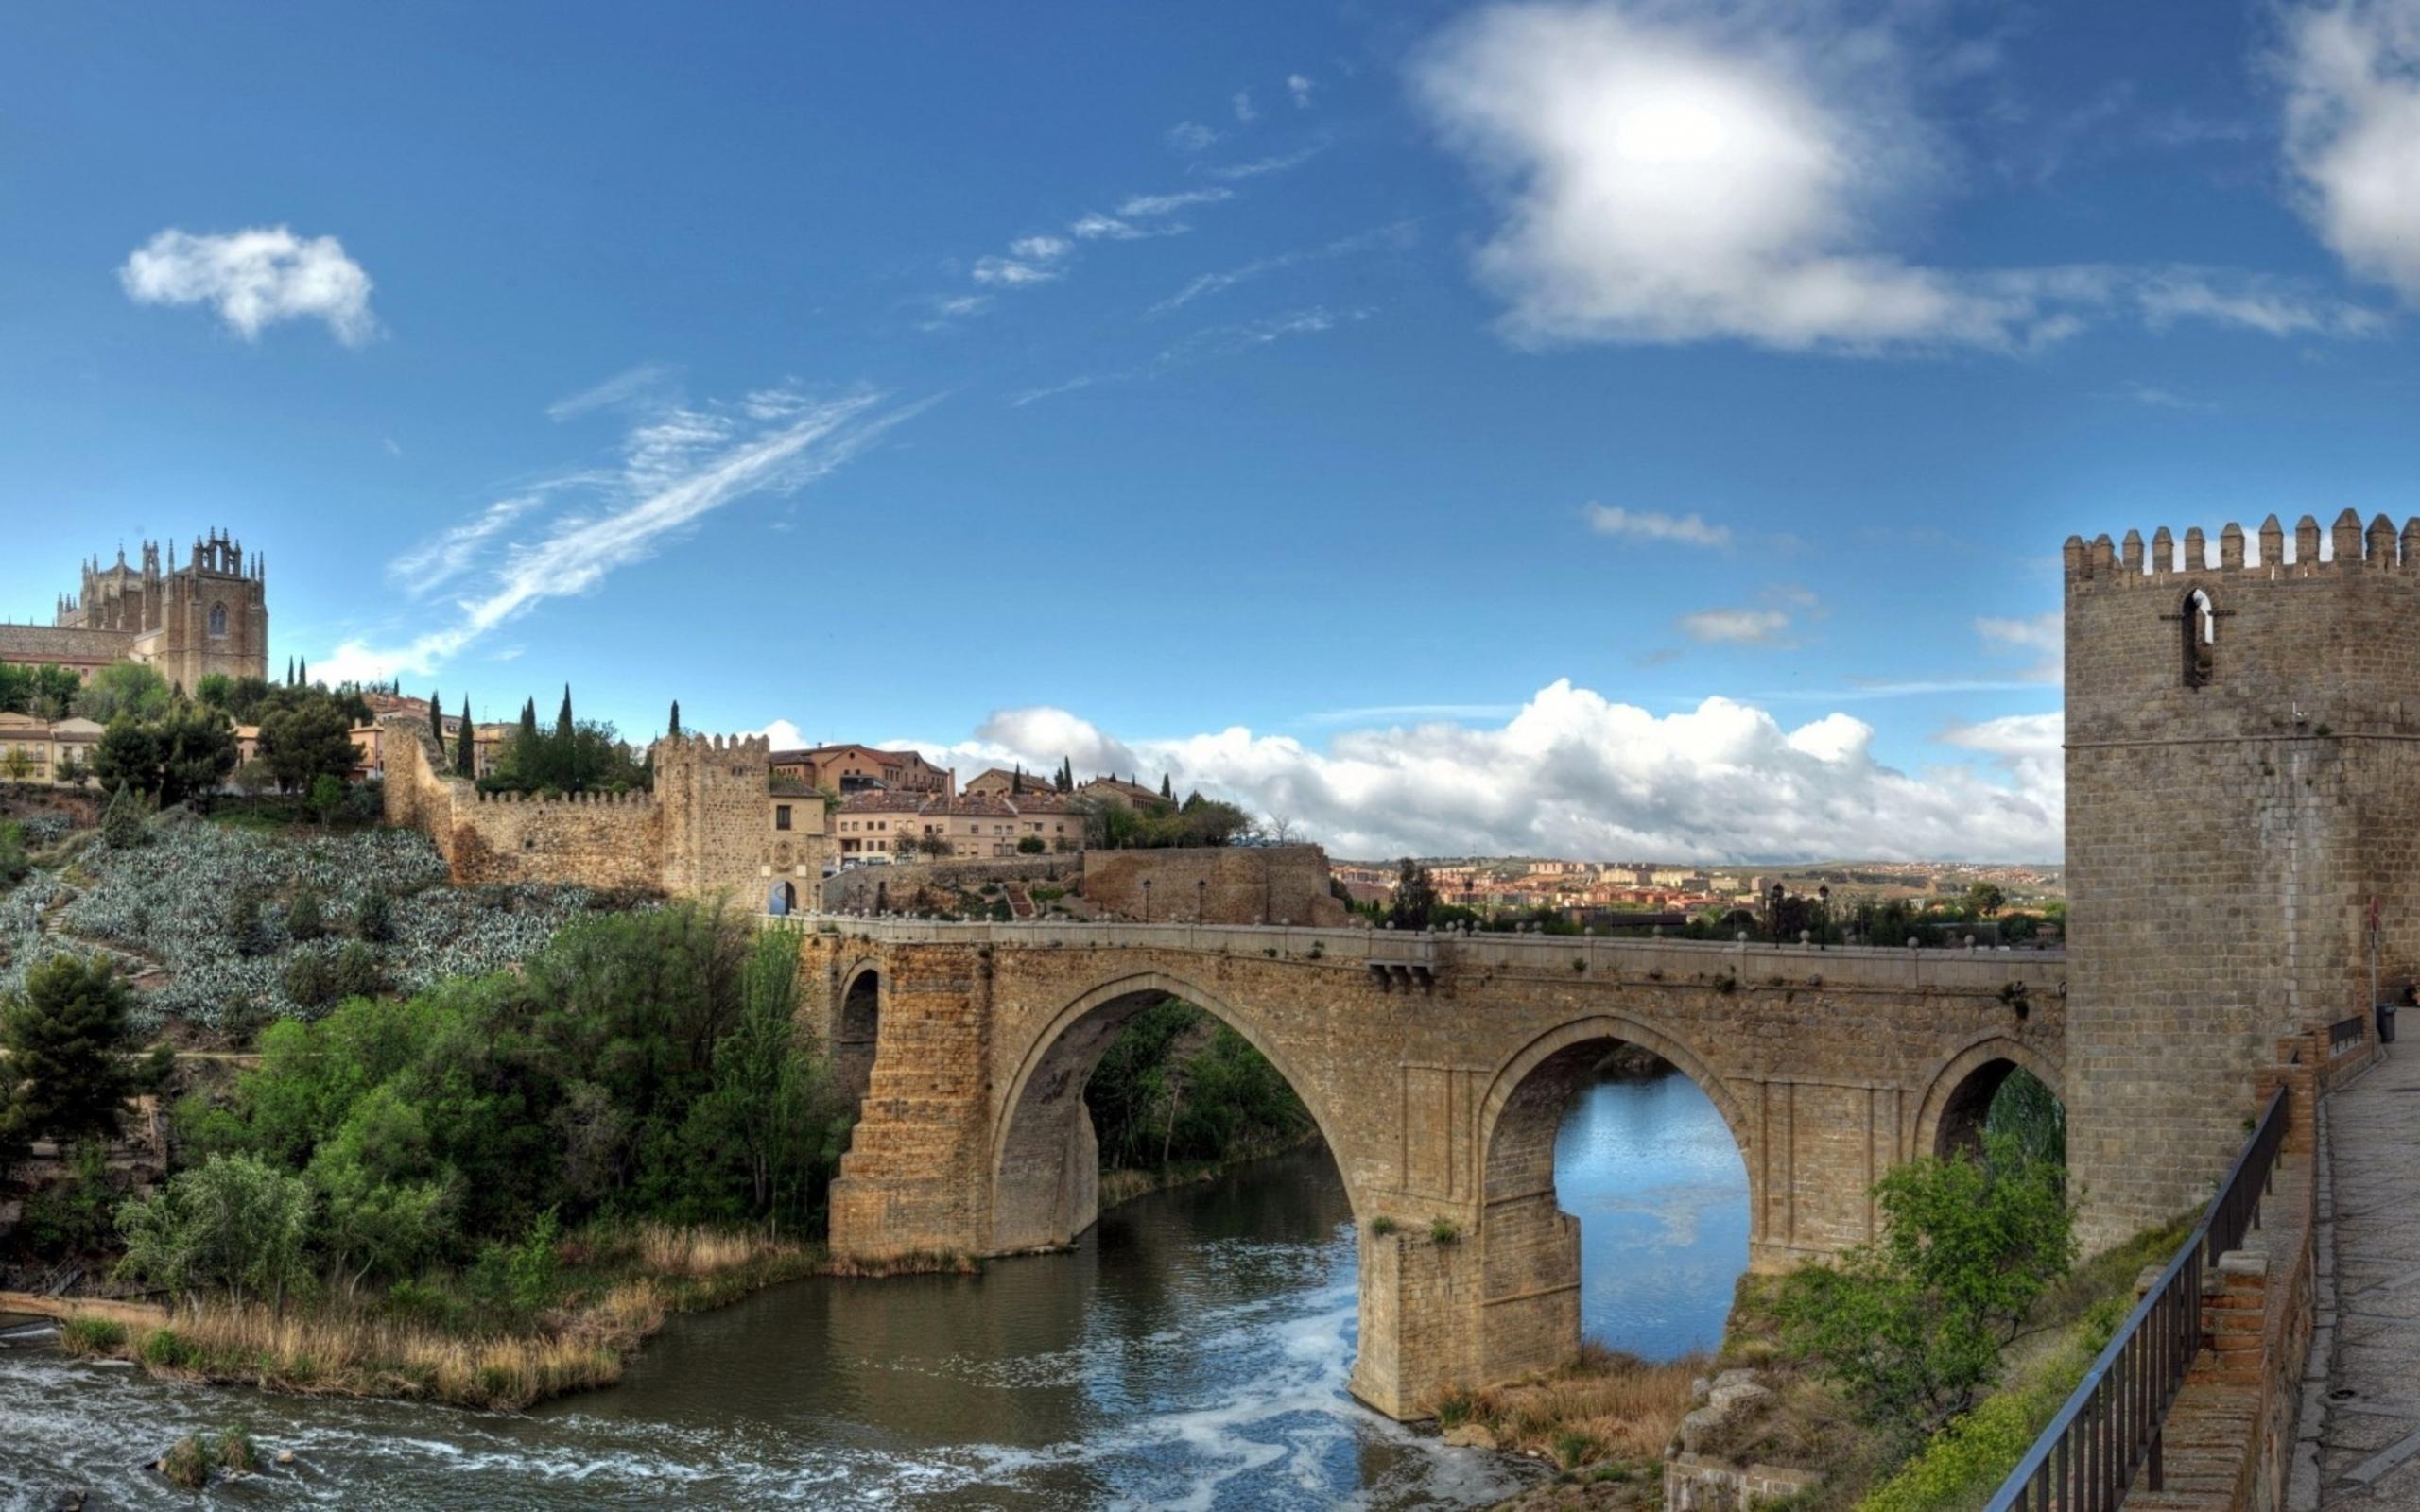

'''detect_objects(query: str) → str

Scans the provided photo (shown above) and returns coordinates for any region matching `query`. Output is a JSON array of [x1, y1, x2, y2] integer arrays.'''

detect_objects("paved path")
[[2302, 1043, 2420, 1509]]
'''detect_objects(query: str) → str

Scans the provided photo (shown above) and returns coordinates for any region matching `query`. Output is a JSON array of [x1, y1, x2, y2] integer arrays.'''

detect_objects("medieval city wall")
[[1081, 844, 1348, 926], [379, 712, 662, 890], [2065, 510, 2420, 1245]]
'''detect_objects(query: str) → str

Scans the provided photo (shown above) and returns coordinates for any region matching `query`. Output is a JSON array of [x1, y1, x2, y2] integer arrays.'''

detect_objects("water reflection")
[[3, 1072, 1747, 1510]]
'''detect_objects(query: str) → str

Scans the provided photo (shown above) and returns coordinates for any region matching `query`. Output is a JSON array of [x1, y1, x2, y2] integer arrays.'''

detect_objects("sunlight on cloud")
[[909, 682, 2060, 861], [119, 225, 378, 344], [321, 387, 927, 682], [2280, 0, 2420, 303]]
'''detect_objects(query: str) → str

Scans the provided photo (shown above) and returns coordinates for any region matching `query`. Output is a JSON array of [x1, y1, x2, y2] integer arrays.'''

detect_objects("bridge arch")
[[1912, 1034, 2064, 1161], [1470, 1013, 1756, 1383], [990, 970, 1356, 1256]]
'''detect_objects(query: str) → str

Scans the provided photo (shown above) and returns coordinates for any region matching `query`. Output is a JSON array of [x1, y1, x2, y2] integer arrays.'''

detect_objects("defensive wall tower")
[[2066, 508, 2420, 1246], [653, 730, 779, 899]]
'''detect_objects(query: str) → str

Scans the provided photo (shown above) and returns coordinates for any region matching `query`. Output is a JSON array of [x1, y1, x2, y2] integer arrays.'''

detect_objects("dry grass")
[[64, 1222, 834, 1411], [1432, 1342, 1701, 1469]]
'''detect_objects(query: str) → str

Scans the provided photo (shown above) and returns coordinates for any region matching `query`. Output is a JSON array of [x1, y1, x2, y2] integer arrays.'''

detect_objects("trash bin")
[[2379, 1001, 2399, 1044]]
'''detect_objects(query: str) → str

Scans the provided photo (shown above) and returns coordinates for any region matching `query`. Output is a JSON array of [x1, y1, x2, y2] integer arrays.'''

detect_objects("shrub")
[[1777, 1133, 2074, 1441], [1017, 835, 1045, 853], [286, 887, 325, 942], [354, 888, 395, 943], [101, 784, 145, 850], [58, 1315, 127, 1355], [217, 1430, 260, 1473], [1370, 1215, 1398, 1236], [1553, 1428, 1601, 1469], [1430, 1217, 1461, 1245], [159, 1434, 211, 1488], [141, 1328, 199, 1370], [1436, 1390, 1477, 1429]]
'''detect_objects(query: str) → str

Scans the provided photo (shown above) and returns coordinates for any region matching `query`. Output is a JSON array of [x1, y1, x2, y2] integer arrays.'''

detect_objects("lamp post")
[[1817, 885, 1831, 949], [1770, 882, 1786, 946]]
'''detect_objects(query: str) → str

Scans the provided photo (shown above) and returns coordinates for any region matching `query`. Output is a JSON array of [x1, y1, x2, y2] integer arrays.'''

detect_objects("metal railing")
[[1985, 1085, 2290, 1511], [2329, 1014, 2367, 1058]]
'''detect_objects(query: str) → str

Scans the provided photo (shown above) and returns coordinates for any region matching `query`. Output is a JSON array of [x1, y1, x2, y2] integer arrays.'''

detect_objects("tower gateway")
[[2065, 509, 2420, 1247], [0, 530, 270, 692]]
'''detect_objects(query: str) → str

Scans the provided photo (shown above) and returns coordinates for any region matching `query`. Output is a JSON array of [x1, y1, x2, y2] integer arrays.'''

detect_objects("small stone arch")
[[989, 970, 1352, 1256], [208, 601, 228, 638], [834, 960, 883, 1113], [1912, 1035, 2064, 1161], [768, 880, 797, 916], [2182, 586, 2216, 688], [1477, 1015, 1754, 1196]]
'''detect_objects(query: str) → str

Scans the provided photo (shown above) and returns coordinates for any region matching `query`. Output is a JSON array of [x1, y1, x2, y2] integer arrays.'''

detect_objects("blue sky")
[[7, 0, 2420, 861]]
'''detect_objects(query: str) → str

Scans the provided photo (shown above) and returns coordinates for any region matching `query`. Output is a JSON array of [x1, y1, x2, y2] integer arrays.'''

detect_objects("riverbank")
[[1438, 1344, 1700, 1510], [44, 1222, 972, 1412], [1097, 1129, 1325, 1211]]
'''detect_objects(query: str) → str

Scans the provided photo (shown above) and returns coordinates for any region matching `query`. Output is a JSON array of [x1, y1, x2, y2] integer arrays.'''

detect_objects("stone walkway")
[[2299, 1042, 2420, 1509]]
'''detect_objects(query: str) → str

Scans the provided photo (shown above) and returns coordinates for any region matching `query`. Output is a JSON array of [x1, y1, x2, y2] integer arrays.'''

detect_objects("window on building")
[[776, 805, 792, 831], [207, 602, 228, 637], [2183, 589, 2217, 688]]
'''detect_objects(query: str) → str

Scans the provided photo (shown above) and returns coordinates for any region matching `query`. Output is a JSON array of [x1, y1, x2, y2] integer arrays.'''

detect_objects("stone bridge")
[[775, 916, 2066, 1419]]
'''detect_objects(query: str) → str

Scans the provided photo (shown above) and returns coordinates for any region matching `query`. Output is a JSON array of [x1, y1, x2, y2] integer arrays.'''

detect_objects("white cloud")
[[546, 362, 676, 421], [1010, 234, 1072, 262], [973, 255, 1061, 286], [1150, 220, 1415, 315], [1015, 306, 1373, 405], [1677, 607, 1789, 644], [2099, 379, 2217, 412], [1120, 188, 1235, 217], [1288, 74, 1315, 109], [1234, 91, 1259, 123], [1208, 143, 1327, 180], [2134, 267, 2387, 335], [2280, 0, 2420, 302], [1940, 711, 2065, 817], [908, 681, 2061, 861], [751, 719, 809, 750], [1584, 504, 1732, 548], [118, 225, 378, 344], [1070, 214, 1146, 241], [1975, 610, 2062, 683], [1168, 120, 1221, 152], [320, 387, 928, 682], [388, 494, 541, 596]]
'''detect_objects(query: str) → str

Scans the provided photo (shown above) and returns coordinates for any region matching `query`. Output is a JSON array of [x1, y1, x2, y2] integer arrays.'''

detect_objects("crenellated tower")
[[653, 731, 779, 899], [2066, 507, 2420, 1245]]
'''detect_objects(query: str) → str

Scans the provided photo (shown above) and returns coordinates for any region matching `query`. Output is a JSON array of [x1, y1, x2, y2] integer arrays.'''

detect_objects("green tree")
[[257, 688, 358, 794], [667, 699, 681, 737], [1965, 882, 2008, 919], [308, 773, 348, 831], [1388, 859, 1442, 931], [556, 685, 577, 792], [456, 695, 475, 778], [154, 698, 238, 808], [1, 955, 141, 1151], [0, 821, 27, 886], [100, 782, 146, 850], [73, 662, 172, 726], [1, 746, 30, 783], [1776, 1134, 2074, 1441], [286, 887, 325, 943], [114, 1152, 317, 1311], [90, 715, 162, 799]]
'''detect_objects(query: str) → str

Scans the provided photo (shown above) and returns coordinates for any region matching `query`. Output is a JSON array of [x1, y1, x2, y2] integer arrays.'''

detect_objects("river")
[[2, 1068, 1749, 1511]]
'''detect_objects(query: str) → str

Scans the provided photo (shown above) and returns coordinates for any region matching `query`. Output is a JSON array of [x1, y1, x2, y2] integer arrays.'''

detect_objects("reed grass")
[[1430, 1341, 1702, 1468]]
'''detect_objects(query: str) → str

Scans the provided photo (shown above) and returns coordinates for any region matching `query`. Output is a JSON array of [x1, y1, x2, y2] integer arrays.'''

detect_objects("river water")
[[2, 1070, 1749, 1511]]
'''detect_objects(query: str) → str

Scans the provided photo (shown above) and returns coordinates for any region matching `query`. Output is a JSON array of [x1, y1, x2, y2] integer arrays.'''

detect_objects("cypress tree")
[[429, 688, 441, 739], [1160, 773, 1173, 799], [667, 699, 681, 737], [456, 696, 475, 777], [285, 656, 295, 687], [298, 656, 307, 686], [557, 685, 576, 792], [1011, 765, 1024, 795]]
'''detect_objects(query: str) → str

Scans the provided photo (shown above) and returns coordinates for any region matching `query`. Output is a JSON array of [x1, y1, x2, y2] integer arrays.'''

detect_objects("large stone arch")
[[1912, 1033, 2065, 1161], [989, 970, 1355, 1256], [1469, 1014, 1755, 1384]]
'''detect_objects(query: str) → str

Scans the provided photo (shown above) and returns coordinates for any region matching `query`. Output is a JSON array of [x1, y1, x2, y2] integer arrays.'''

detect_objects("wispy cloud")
[[1288, 74, 1315, 109], [547, 362, 677, 421], [1150, 220, 1415, 315], [1975, 610, 2062, 683], [388, 495, 543, 597], [1207, 142, 1328, 180], [1677, 607, 1789, 645], [1120, 188, 1234, 217], [2096, 379, 2217, 412], [1014, 306, 1374, 406], [118, 225, 378, 345], [322, 387, 931, 681], [1584, 505, 1732, 548], [1167, 120, 1220, 152], [1232, 91, 1258, 123]]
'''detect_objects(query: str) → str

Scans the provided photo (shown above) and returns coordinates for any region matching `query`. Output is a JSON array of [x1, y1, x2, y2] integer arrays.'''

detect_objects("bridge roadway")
[[770, 914, 2067, 1418]]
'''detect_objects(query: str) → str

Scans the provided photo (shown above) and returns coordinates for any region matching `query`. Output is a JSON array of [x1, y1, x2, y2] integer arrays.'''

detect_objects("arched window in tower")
[[2182, 588, 2216, 688], [208, 602, 228, 638]]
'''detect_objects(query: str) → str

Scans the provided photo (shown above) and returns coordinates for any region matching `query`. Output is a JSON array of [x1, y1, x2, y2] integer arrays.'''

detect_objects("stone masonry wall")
[[2065, 511, 2420, 1246], [380, 712, 662, 890], [1081, 845, 1348, 926], [821, 852, 1082, 914]]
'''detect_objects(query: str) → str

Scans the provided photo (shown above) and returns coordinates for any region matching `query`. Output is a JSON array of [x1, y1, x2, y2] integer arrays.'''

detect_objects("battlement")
[[472, 787, 655, 809], [2066, 508, 2420, 589], [650, 730, 774, 764]]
